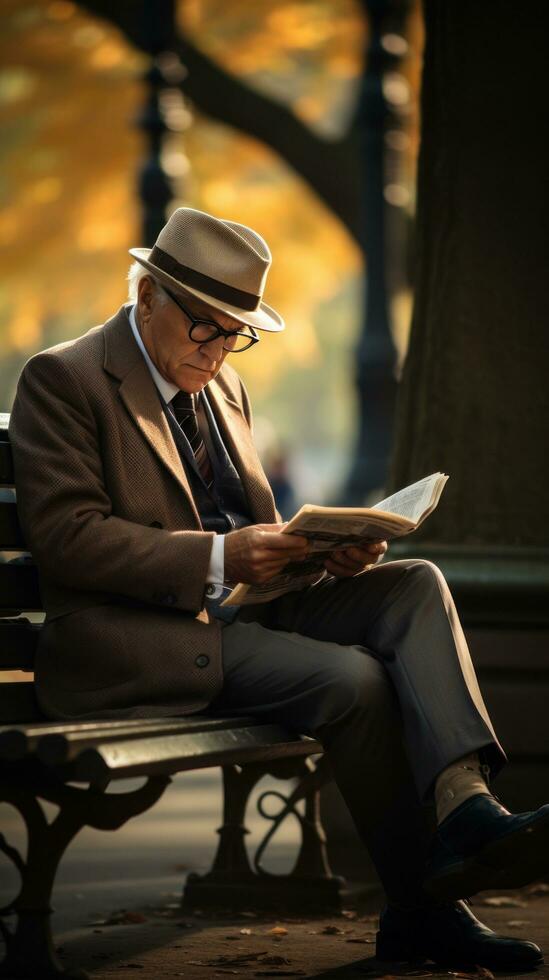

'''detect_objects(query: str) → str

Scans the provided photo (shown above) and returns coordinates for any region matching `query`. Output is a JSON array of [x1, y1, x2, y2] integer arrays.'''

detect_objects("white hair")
[[127, 261, 169, 304]]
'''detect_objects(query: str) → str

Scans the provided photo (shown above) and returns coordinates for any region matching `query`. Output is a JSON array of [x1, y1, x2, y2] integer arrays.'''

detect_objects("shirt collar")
[[128, 303, 179, 404]]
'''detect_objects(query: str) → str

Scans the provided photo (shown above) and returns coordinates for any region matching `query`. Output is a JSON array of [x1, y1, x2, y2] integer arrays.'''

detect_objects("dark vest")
[[162, 389, 252, 531], [161, 388, 253, 621]]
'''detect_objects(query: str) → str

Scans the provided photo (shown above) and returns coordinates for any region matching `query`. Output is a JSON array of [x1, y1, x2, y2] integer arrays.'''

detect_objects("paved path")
[[47, 885, 549, 979], [2, 771, 549, 977]]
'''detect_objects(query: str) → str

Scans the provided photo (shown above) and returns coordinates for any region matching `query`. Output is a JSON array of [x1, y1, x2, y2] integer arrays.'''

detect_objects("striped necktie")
[[171, 391, 214, 489]]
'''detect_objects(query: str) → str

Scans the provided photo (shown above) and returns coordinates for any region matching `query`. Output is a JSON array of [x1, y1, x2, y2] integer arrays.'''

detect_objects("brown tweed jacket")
[[9, 306, 278, 719]]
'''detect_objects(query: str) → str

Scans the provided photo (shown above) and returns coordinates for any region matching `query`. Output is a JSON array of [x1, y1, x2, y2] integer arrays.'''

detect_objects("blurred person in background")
[[9, 207, 549, 971]]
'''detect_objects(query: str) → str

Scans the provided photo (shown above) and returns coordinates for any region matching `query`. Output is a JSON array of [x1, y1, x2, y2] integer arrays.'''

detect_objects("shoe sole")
[[376, 933, 543, 971], [424, 810, 549, 902]]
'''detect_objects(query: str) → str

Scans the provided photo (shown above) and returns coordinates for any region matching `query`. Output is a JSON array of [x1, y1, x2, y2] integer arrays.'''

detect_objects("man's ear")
[[137, 275, 156, 323]]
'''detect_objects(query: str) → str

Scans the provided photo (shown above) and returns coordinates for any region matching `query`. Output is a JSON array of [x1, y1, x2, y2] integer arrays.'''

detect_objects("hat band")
[[149, 246, 261, 311]]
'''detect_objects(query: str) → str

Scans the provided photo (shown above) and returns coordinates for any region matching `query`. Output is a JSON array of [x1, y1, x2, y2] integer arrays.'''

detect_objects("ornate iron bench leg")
[[183, 755, 344, 911], [0, 761, 169, 979]]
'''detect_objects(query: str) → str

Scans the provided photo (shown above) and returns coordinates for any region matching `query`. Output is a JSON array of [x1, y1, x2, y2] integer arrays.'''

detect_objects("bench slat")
[[0, 441, 13, 485], [0, 502, 25, 548], [0, 682, 42, 723], [70, 726, 320, 781], [0, 562, 41, 610], [0, 715, 277, 762], [0, 619, 39, 668]]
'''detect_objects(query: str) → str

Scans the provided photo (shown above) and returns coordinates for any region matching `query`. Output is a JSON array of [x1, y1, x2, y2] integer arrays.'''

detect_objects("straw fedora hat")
[[129, 207, 284, 333]]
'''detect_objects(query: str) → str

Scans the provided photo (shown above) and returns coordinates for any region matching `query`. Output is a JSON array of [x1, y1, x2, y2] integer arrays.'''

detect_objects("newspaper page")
[[372, 472, 448, 525], [222, 472, 448, 607]]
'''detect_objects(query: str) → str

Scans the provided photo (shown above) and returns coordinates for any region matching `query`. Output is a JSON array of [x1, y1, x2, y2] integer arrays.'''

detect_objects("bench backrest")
[[0, 413, 43, 721]]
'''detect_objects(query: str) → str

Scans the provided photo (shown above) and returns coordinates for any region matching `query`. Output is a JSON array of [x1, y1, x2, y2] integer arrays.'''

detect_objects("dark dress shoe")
[[423, 792, 549, 902], [375, 898, 543, 970]]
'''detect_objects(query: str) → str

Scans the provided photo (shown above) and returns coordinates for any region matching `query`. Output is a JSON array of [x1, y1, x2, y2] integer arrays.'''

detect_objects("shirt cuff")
[[206, 533, 225, 584]]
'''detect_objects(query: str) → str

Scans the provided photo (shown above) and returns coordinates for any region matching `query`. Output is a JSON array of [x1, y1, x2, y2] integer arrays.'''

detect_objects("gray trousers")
[[209, 559, 507, 905]]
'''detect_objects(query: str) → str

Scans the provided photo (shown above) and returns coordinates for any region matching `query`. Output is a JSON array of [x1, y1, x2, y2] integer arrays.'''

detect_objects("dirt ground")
[[50, 885, 549, 980]]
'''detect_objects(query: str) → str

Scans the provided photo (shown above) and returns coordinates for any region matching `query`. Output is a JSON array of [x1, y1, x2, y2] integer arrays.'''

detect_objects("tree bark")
[[391, 0, 549, 547]]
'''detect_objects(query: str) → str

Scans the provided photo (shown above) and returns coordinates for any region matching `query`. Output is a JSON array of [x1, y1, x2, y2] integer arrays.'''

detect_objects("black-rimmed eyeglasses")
[[163, 286, 260, 353]]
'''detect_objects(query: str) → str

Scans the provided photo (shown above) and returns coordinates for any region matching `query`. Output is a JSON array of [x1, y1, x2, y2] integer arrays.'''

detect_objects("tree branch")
[[76, 0, 363, 243]]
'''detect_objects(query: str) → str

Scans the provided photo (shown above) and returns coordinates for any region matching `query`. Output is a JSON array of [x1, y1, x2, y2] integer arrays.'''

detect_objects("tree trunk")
[[391, 0, 549, 547]]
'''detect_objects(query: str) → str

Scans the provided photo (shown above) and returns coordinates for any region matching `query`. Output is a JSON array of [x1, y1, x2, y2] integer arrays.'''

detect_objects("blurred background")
[[0, 0, 423, 508]]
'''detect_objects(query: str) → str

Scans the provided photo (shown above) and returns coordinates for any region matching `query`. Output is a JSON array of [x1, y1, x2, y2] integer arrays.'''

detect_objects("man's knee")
[[400, 558, 448, 596], [316, 651, 396, 724]]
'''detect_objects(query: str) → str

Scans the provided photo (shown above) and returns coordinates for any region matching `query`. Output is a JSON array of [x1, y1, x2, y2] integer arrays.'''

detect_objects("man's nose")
[[201, 335, 225, 360]]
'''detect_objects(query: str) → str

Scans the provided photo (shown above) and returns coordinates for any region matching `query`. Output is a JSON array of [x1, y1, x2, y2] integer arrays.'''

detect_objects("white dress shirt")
[[128, 304, 225, 586]]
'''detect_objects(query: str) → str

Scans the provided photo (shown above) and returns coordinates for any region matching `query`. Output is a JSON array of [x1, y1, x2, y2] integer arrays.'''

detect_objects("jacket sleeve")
[[9, 351, 215, 614]]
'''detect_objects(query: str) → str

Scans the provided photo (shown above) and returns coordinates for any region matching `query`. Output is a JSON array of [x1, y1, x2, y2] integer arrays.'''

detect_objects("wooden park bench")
[[0, 413, 341, 980]]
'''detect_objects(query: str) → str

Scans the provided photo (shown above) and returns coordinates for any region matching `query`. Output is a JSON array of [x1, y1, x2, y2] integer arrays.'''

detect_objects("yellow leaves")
[[178, 0, 367, 132], [25, 176, 62, 204], [88, 40, 127, 71], [293, 94, 326, 124], [0, 0, 144, 356], [265, 5, 331, 48], [7, 296, 42, 352], [46, 1, 76, 21], [0, 68, 36, 105]]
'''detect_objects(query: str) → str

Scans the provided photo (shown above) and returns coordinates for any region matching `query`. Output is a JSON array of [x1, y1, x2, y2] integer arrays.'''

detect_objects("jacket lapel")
[[103, 307, 201, 524]]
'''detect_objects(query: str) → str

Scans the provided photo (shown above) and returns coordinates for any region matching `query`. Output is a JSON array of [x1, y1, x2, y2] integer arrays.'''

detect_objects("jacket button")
[[195, 654, 209, 668], [206, 584, 216, 596], [150, 520, 163, 529], [154, 593, 176, 605]]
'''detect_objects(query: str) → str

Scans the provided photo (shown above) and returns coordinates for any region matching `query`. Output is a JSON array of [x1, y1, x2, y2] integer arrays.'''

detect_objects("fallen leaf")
[[104, 910, 147, 925], [342, 909, 358, 919], [267, 926, 288, 936], [210, 953, 269, 966], [346, 937, 375, 944], [254, 973, 306, 978], [321, 925, 345, 934], [124, 911, 147, 924], [506, 919, 531, 927], [259, 956, 291, 966], [478, 896, 527, 908], [240, 928, 252, 935], [450, 966, 495, 980], [524, 882, 549, 896]]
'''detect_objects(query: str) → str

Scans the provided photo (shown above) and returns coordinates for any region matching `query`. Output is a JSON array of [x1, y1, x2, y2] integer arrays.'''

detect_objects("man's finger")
[[343, 545, 383, 564], [260, 532, 308, 551], [332, 549, 364, 568], [324, 557, 359, 577]]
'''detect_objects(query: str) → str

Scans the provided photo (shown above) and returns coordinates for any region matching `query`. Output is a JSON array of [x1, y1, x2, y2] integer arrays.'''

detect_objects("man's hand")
[[324, 540, 388, 578], [224, 523, 309, 585]]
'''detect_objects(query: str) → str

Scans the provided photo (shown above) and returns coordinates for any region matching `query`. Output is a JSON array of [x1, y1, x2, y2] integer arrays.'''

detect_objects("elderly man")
[[9, 207, 549, 971]]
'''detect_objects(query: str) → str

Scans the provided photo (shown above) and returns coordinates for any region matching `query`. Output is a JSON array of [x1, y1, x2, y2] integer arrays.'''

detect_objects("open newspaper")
[[222, 471, 448, 607]]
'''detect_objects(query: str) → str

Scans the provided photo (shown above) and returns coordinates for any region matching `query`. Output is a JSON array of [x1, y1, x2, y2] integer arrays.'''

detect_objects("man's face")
[[137, 276, 245, 393]]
